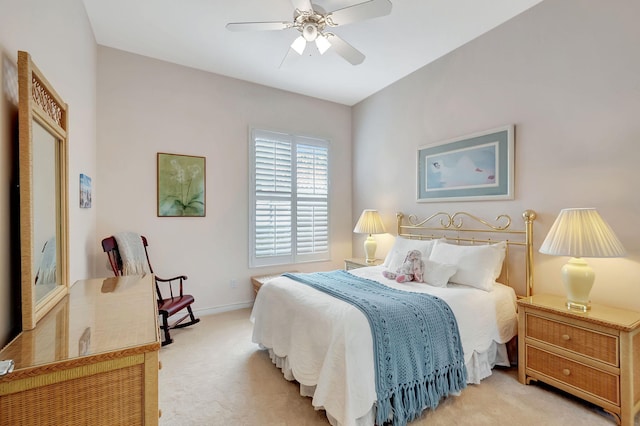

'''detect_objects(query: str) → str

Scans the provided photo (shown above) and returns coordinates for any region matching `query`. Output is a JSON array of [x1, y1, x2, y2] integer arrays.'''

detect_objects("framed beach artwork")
[[157, 152, 206, 217], [80, 173, 92, 208], [417, 125, 514, 202]]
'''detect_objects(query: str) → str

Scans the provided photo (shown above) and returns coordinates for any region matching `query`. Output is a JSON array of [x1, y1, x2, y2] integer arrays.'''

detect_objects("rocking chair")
[[101, 234, 200, 346]]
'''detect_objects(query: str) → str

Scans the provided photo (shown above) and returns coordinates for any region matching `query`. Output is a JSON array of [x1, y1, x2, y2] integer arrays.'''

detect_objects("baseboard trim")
[[194, 301, 254, 317]]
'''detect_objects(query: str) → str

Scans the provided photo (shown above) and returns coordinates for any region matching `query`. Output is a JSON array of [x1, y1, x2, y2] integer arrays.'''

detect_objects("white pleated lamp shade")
[[353, 210, 386, 235], [539, 208, 626, 258]]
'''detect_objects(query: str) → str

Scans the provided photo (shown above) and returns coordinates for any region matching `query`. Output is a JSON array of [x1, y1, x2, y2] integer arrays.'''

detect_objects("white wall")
[[95, 47, 353, 314], [2, 0, 637, 348], [0, 0, 97, 345], [352, 0, 640, 311]]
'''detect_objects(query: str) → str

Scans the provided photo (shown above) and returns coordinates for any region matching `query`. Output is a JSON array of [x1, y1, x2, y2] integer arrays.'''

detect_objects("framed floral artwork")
[[157, 152, 206, 217], [417, 125, 514, 202]]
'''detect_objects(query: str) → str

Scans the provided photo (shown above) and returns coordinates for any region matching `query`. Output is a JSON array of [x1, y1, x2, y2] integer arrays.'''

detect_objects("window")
[[250, 129, 329, 267]]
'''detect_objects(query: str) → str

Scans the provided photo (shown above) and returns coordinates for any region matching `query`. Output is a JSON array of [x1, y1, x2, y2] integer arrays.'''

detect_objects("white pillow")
[[383, 237, 437, 271], [422, 259, 457, 287], [428, 240, 506, 291]]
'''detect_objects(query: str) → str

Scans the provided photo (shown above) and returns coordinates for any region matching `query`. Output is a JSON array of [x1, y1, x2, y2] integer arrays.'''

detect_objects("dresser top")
[[0, 274, 160, 374], [518, 294, 640, 331]]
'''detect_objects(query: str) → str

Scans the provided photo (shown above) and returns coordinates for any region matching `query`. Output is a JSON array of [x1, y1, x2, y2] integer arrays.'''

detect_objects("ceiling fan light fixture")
[[316, 35, 331, 54], [291, 36, 307, 55], [302, 22, 318, 41], [226, 0, 393, 66]]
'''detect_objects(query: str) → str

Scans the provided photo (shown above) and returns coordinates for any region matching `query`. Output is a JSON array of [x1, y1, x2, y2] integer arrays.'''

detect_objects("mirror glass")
[[19, 51, 69, 331], [32, 120, 59, 303]]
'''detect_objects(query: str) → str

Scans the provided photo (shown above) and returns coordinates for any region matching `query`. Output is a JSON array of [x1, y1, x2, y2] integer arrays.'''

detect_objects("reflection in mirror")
[[18, 51, 69, 331], [32, 121, 58, 303]]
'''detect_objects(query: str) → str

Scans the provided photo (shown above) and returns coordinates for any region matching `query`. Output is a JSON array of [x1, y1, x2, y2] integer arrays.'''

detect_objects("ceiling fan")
[[226, 0, 393, 66]]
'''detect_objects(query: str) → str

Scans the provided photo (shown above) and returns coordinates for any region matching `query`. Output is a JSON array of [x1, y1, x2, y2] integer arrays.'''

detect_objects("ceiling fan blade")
[[328, 0, 392, 26], [291, 0, 313, 12], [327, 34, 365, 65], [226, 22, 291, 32]]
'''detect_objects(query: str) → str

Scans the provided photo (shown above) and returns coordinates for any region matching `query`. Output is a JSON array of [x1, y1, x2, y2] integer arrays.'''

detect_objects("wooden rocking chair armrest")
[[154, 275, 188, 299]]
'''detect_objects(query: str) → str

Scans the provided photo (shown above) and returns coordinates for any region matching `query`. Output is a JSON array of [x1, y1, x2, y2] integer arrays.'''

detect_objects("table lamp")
[[539, 208, 626, 311], [353, 209, 386, 264]]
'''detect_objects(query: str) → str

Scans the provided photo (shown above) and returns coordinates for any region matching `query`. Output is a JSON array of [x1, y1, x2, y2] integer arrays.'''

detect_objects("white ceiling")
[[82, 0, 543, 106]]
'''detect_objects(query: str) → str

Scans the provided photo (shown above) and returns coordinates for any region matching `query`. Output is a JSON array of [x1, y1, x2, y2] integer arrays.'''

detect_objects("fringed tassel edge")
[[375, 365, 467, 426]]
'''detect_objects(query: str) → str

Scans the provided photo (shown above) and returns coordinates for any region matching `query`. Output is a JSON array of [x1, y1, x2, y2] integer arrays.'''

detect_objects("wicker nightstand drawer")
[[526, 345, 620, 405], [525, 313, 618, 366], [518, 294, 640, 425]]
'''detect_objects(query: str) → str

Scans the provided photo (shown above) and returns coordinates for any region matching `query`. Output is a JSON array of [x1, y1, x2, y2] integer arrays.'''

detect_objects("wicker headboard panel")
[[396, 210, 537, 297]]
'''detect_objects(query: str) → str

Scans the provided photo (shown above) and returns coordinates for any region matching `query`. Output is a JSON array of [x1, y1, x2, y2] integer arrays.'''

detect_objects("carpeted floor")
[[159, 308, 637, 426]]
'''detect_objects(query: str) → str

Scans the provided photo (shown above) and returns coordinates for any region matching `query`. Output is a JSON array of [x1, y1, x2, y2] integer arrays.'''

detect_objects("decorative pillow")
[[428, 240, 506, 291], [422, 259, 457, 287], [383, 237, 437, 272], [382, 249, 425, 283]]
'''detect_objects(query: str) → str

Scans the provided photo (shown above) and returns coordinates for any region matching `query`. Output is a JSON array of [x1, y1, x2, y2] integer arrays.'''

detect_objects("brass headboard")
[[396, 210, 537, 297]]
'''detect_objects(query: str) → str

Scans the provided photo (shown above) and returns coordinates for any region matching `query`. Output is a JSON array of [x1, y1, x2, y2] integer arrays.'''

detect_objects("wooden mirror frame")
[[18, 51, 69, 330]]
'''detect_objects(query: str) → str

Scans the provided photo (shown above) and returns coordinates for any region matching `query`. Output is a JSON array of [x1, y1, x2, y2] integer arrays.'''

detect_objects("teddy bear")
[[382, 249, 424, 283]]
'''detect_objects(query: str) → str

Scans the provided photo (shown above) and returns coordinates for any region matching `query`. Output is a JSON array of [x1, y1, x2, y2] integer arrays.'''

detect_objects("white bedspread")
[[250, 266, 517, 426]]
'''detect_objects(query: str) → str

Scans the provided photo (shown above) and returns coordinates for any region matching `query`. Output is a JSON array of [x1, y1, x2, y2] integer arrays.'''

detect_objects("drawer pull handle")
[[561, 334, 571, 341], [562, 368, 571, 376]]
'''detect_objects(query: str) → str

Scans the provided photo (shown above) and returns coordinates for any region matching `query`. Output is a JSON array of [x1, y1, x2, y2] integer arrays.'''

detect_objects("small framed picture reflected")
[[80, 173, 92, 208]]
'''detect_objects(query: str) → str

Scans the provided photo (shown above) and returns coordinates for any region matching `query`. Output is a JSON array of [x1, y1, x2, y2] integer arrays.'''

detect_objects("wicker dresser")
[[518, 294, 640, 426], [0, 274, 161, 425]]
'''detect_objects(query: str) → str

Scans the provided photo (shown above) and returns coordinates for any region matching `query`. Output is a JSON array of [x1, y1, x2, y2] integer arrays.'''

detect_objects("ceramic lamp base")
[[561, 257, 594, 312], [363, 235, 377, 263]]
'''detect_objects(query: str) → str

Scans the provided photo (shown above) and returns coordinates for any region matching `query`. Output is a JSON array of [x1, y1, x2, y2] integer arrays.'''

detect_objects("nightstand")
[[517, 294, 640, 425], [344, 258, 383, 270]]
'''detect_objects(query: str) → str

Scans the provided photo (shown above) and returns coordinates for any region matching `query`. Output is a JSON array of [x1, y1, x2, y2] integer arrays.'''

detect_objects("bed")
[[251, 210, 537, 426]]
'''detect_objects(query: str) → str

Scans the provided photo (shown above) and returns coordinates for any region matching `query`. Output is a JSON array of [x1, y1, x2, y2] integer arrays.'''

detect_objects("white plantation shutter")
[[253, 133, 292, 262], [250, 129, 330, 267], [255, 200, 291, 257], [296, 141, 328, 255]]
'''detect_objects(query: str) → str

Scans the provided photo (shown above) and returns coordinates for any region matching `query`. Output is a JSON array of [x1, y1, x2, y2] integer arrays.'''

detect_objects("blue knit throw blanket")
[[284, 270, 467, 426]]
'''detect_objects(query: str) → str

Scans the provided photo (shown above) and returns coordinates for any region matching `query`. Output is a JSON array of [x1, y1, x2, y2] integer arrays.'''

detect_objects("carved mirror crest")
[[18, 51, 69, 330]]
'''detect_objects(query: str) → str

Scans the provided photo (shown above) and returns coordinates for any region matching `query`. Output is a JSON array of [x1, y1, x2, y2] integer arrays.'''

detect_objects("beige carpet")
[[159, 308, 637, 426]]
